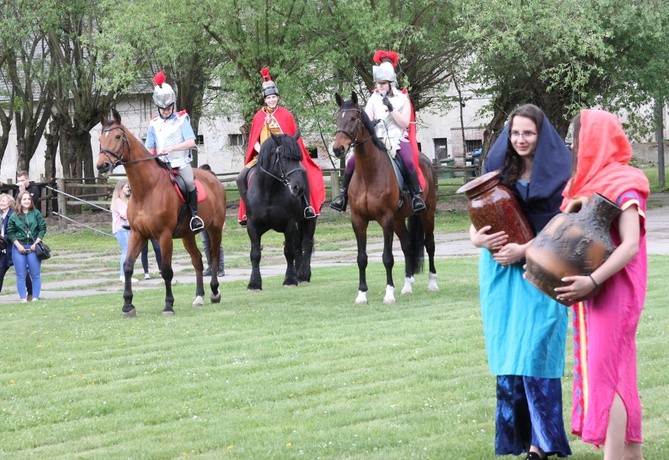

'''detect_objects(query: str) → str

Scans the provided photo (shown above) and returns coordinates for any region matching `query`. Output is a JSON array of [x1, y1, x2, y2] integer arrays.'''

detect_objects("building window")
[[433, 138, 448, 160], [228, 134, 243, 146], [196, 134, 204, 145], [465, 139, 482, 152]]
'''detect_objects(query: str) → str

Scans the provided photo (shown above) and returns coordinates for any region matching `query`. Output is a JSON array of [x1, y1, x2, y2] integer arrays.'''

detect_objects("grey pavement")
[[1, 195, 667, 304]]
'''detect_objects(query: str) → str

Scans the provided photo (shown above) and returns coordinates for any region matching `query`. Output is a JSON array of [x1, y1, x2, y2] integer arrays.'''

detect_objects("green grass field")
[[1, 169, 667, 458], [1, 248, 667, 458]]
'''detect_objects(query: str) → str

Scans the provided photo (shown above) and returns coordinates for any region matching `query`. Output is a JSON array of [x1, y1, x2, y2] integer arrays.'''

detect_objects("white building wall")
[[1, 93, 668, 183]]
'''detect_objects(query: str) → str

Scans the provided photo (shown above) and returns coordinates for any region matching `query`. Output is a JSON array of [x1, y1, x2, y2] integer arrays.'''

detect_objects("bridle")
[[335, 108, 371, 152], [99, 125, 160, 168], [259, 144, 304, 187]]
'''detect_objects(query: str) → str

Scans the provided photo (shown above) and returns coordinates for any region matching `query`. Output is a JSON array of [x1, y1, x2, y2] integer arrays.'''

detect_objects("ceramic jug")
[[524, 193, 622, 306], [457, 170, 534, 251]]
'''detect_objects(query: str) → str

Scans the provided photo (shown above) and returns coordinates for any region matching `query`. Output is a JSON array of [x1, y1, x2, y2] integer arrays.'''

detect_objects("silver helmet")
[[260, 67, 279, 98], [152, 70, 176, 109], [372, 61, 397, 84]]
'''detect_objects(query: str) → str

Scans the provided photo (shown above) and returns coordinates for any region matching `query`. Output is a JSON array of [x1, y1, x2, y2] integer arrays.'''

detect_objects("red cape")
[[403, 90, 426, 189], [239, 106, 325, 222]]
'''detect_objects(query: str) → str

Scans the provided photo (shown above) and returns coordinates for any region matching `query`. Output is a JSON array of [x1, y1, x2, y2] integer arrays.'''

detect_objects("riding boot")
[[407, 171, 427, 214], [188, 189, 205, 233], [330, 170, 353, 212], [302, 195, 317, 219]]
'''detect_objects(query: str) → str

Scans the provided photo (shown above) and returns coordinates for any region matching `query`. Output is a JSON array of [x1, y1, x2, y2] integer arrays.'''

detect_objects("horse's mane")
[[258, 134, 302, 170], [340, 98, 388, 153]]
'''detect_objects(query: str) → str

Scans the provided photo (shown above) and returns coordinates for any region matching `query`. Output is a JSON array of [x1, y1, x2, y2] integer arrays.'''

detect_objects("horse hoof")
[[123, 308, 137, 318], [355, 291, 368, 304], [283, 284, 297, 288], [210, 292, 221, 303], [192, 296, 204, 307], [162, 310, 175, 316], [428, 283, 439, 292], [383, 297, 396, 305]]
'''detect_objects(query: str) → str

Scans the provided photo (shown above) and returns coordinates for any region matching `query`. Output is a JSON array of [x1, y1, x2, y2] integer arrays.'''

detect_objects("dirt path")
[[1, 193, 667, 304]]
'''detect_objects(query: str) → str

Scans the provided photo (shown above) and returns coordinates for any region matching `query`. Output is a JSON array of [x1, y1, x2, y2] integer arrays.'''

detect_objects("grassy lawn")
[[1, 253, 667, 458], [1, 168, 666, 458]]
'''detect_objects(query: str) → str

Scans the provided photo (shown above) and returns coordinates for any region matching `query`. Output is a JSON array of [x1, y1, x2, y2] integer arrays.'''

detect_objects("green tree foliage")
[[458, 0, 669, 150]]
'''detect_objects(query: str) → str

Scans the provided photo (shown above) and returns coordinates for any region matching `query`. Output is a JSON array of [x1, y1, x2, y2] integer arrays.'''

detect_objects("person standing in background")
[[111, 180, 133, 283], [8, 191, 46, 302], [15, 171, 38, 300], [0, 194, 15, 293]]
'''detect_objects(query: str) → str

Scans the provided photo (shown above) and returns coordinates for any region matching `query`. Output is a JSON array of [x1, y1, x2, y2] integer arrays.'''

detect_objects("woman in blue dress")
[[469, 104, 572, 459]]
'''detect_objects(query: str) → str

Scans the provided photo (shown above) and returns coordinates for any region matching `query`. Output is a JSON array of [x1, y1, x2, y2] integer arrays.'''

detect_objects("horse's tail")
[[408, 214, 425, 274]]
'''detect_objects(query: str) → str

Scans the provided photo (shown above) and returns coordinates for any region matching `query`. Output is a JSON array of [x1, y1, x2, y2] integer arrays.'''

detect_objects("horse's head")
[[258, 133, 307, 197], [332, 92, 363, 159], [97, 108, 127, 177]]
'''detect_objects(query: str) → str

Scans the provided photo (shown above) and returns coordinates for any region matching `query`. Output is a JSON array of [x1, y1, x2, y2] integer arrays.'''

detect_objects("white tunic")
[[365, 90, 409, 151]]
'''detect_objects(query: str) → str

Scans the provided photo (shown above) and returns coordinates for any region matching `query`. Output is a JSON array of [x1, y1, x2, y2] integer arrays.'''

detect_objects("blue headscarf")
[[484, 114, 572, 233]]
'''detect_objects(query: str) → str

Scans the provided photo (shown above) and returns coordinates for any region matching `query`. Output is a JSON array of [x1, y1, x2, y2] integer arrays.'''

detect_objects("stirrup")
[[304, 206, 316, 219], [190, 216, 205, 233], [412, 196, 426, 214], [330, 194, 347, 212]]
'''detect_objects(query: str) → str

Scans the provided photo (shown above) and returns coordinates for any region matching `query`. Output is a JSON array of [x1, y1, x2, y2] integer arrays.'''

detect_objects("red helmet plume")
[[153, 70, 166, 87], [372, 50, 399, 67]]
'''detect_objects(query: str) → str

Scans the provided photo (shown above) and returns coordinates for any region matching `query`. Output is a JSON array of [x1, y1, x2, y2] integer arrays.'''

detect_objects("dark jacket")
[[7, 209, 47, 245], [15, 181, 40, 202], [0, 209, 13, 268]]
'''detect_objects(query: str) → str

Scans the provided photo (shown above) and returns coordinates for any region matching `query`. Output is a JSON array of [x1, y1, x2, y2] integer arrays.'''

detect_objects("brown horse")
[[96, 109, 226, 317], [333, 92, 439, 304]]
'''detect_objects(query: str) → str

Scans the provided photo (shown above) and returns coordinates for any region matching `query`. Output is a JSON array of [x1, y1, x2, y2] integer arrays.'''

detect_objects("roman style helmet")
[[260, 67, 279, 98], [152, 70, 176, 109], [372, 50, 399, 86]]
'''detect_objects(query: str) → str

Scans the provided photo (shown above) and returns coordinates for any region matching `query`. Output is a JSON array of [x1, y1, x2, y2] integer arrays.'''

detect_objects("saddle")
[[158, 161, 207, 202]]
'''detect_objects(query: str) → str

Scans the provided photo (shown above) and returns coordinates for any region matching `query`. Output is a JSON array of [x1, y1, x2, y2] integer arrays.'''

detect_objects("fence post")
[[56, 178, 67, 219], [330, 171, 340, 200]]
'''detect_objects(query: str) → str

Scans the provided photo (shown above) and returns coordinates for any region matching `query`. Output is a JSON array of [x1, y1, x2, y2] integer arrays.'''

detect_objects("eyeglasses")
[[510, 131, 537, 140]]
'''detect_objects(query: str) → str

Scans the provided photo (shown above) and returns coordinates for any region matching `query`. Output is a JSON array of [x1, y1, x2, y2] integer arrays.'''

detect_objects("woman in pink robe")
[[556, 109, 650, 460]]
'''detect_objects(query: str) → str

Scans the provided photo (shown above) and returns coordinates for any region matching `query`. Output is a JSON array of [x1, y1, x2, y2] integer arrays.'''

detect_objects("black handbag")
[[34, 241, 51, 260], [0, 235, 8, 250]]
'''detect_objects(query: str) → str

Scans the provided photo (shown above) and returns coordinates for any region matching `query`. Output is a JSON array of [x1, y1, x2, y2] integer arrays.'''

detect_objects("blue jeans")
[[12, 245, 41, 299], [114, 229, 130, 277]]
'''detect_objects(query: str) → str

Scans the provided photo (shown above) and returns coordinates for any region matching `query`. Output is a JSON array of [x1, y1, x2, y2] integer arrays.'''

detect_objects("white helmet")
[[152, 70, 176, 109], [373, 61, 397, 84]]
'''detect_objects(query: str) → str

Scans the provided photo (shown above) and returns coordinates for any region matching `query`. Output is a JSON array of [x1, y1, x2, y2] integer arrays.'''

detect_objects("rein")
[[100, 126, 162, 168], [336, 108, 372, 153], [259, 145, 302, 187]]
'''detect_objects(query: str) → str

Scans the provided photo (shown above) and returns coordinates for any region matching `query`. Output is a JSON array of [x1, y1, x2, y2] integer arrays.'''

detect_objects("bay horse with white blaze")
[[237, 132, 316, 290], [333, 92, 438, 304], [97, 109, 227, 317]]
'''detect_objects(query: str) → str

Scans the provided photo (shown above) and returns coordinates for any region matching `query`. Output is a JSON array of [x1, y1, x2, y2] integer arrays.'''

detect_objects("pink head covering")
[[561, 109, 649, 210]]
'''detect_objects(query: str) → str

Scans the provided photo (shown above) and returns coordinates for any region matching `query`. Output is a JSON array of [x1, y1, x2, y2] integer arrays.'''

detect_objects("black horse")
[[236, 133, 317, 290]]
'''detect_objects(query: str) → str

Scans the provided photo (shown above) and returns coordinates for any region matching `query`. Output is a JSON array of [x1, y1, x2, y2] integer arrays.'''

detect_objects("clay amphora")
[[457, 170, 534, 251], [524, 193, 622, 306]]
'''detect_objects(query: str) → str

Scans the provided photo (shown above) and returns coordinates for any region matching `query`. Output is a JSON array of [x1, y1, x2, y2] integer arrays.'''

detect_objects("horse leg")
[[394, 219, 415, 295], [351, 216, 369, 304], [282, 224, 298, 287], [182, 234, 206, 307], [380, 219, 396, 304], [207, 227, 222, 303], [122, 233, 146, 317], [247, 223, 264, 291], [297, 219, 316, 283], [157, 236, 176, 315], [421, 213, 439, 292]]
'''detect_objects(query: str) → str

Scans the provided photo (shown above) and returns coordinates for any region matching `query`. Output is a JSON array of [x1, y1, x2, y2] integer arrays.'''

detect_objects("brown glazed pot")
[[524, 193, 622, 306], [457, 170, 534, 252]]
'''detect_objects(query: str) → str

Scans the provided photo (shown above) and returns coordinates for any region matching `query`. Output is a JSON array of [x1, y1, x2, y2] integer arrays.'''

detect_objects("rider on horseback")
[[145, 71, 204, 233], [238, 67, 325, 225], [331, 50, 426, 214]]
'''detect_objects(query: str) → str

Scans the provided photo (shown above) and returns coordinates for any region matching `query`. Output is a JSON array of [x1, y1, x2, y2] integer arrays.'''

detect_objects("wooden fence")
[[24, 161, 480, 218]]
